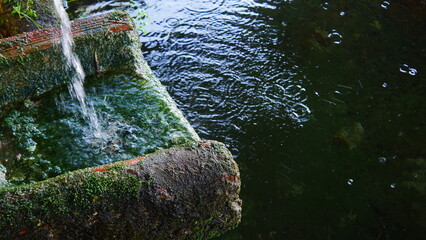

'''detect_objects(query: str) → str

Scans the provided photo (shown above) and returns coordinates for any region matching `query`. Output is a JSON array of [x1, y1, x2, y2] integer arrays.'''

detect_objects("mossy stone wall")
[[0, 11, 143, 108]]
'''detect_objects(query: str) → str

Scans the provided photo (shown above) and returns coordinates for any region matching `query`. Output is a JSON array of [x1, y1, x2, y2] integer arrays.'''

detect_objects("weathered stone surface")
[[0, 11, 144, 108], [0, 141, 242, 239]]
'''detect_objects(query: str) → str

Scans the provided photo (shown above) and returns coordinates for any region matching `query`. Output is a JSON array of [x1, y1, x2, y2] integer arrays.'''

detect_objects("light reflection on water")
[[68, 0, 426, 239]]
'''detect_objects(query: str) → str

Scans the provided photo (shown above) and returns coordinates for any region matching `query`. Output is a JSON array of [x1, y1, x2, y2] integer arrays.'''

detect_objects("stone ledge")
[[0, 141, 242, 240], [0, 11, 143, 108]]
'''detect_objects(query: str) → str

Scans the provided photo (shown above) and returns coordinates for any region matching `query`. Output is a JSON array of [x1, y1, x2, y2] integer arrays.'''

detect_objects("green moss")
[[0, 166, 146, 229], [3, 108, 41, 152], [107, 10, 131, 22], [189, 211, 224, 240]]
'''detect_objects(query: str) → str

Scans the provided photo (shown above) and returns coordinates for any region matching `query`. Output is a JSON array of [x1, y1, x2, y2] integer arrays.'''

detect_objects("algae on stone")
[[0, 141, 241, 240]]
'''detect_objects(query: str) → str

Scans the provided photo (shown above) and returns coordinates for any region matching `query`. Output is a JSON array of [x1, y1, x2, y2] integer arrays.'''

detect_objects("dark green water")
[[143, 0, 425, 238], [68, 0, 425, 239], [7, 0, 426, 239]]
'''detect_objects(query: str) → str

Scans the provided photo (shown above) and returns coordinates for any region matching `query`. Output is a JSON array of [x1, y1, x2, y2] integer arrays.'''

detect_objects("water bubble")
[[321, 2, 329, 10], [408, 69, 417, 76], [347, 178, 354, 185], [378, 157, 387, 164], [328, 30, 343, 44], [399, 64, 418, 76], [381, 1, 390, 9], [382, 82, 388, 88], [390, 183, 396, 189], [340, 11, 346, 16]]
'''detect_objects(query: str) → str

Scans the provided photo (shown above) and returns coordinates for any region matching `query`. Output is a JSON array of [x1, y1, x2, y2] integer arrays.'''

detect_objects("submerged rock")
[[333, 122, 364, 150]]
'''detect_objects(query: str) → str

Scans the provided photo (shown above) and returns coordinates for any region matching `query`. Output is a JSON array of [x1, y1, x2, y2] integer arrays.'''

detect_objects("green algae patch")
[[0, 164, 146, 234]]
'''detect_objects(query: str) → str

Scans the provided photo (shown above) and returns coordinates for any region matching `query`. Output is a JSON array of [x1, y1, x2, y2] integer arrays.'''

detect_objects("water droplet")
[[381, 1, 390, 9], [408, 68, 418, 76], [321, 2, 329, 10], [151, 54, 163, 62], [340, 11, 345, 16], [347, 179, 354, 185], [328, 30, 343, 44], [378, 157, 387, 164], [399, 64, 418, 76], [390, 183, 396, 189], [382, 82, 388, 88], [166, 17, 180, 27]]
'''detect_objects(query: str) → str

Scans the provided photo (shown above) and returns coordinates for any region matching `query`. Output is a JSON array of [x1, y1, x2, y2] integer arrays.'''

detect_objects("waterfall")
[[53, 0, 103, 138]]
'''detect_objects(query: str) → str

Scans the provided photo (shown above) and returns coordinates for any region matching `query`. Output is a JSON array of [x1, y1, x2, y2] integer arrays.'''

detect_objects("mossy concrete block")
[[0, 11, 144, 108], [0, 141, 242, 240]]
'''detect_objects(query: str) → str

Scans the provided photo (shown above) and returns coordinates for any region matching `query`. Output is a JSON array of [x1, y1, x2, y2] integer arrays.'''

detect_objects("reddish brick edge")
[[0, 13, 134, 58]]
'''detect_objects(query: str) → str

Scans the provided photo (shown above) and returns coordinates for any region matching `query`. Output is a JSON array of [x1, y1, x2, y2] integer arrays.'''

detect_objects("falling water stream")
[[53, 0, 103, 138]]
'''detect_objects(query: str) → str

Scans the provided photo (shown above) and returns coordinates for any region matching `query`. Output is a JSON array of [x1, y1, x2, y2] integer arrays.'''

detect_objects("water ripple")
[[184, 0, 226, 13], [70, 0, 313, 133]]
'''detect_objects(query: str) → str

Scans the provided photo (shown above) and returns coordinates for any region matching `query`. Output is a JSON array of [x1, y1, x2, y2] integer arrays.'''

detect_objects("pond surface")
[[57, 0, 426, 239]]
